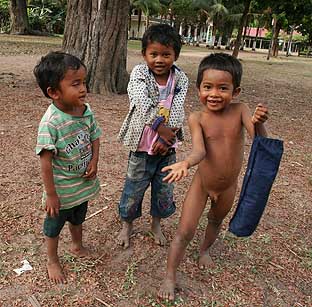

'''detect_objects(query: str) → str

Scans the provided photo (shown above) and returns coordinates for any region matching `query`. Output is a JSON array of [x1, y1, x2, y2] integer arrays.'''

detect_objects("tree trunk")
[[272, 21, 281, 57], [267, 15, 277, 60], [63, 0, 129, 95], [286, 25, 294, 57], [9, 0, 29, 34], [232, 0, 251, 58], [252, 25, 260, 51], [137, 9, 142, 38], [240, 14, 249, 50]]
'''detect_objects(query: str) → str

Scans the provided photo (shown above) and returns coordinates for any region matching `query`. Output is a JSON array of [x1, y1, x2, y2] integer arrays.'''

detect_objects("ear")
[[232, 87, 241, 98], [47, 87, 60, 100]]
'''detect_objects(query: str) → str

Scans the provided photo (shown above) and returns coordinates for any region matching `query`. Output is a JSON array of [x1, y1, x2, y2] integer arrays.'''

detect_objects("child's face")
[[143, 42, 176, 84], [49, 66, 87, 112], [198, 69, 240, 112]]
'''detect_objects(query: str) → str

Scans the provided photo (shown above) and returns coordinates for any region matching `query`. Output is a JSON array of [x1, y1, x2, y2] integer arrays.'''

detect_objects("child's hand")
[[252, 103, 268, 124], [45, 193, 61, 217], [157, 124, 179, 145], [83, 159, 98, 180], [152, 139, 169, 155], [161, 161, 189, 183]]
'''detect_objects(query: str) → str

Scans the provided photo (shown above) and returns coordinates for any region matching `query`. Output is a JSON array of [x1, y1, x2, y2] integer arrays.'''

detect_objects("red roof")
[[244, 27, 268, 38]]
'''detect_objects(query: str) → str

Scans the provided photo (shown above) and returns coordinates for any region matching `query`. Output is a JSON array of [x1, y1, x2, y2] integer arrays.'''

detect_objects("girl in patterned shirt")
[[117, 24, 189, 249]]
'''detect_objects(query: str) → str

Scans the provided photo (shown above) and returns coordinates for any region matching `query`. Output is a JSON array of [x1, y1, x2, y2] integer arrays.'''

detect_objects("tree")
[[63, 0, 129, 95], [132, 0, 160, 28], [9, 0, 29, 34], [232, 0, 251, 57], [193, 0, 229, 47]]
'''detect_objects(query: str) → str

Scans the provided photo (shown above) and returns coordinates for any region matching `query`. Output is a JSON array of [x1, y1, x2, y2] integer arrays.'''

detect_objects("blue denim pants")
[[119, 150, 176, 222]]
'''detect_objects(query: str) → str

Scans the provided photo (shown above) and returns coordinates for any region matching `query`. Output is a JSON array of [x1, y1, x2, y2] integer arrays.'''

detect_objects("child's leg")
[[118, 152, 152, 249], [44, 212, 66, 283], [151, 216, 166, 246], [158, 171, 209, 301], [118, 220, 133, 249], [198, 183, 236, 269], [46, 235, 65, 283], [68, 223, 89, 257], [150, 151, 176, 246], [67, 202, 89, 257]]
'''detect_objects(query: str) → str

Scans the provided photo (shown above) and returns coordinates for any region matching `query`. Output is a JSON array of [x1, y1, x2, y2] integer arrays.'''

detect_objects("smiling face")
[[48, 66, 87, 113], [143, 41, 176, 85], [198, 69, 241, 112]]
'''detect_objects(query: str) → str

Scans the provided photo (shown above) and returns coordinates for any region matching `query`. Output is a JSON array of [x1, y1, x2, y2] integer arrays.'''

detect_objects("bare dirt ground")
[[0, 35, 311, 307]]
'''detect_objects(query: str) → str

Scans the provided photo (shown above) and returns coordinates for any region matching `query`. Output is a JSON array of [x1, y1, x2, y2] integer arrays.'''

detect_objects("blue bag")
[[229, 136, 283, 237]]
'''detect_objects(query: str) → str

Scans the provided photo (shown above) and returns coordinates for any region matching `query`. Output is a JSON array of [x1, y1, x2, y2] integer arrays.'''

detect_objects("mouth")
[[207, 100, 221, 105], [79, 96, 86, 102], [154, 66, 165, 70]]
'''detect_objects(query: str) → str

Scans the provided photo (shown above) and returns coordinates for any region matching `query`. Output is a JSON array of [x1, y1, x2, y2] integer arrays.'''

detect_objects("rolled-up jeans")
[[119, 150, 176, 222]]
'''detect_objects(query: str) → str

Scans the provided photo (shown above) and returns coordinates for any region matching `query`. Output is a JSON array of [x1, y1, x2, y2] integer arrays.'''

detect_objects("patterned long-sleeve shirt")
[[118, 63, 189, 152]]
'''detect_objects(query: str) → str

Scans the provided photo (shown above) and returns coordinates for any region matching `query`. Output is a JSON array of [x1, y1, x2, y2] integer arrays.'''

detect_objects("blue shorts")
[[119, 150, 176, 222], [43, 202, 88, 238]]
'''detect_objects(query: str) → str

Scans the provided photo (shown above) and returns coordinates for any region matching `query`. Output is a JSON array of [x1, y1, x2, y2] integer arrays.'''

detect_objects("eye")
[[220, 86, 229, 91], [203, 85, 211, 90]]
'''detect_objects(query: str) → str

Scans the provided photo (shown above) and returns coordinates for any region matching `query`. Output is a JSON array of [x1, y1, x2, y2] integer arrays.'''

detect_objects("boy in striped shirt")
[[34, 52, 101, 283]]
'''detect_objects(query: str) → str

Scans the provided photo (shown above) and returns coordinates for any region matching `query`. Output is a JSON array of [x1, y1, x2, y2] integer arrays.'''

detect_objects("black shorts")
[[43, 202, 88, 238]]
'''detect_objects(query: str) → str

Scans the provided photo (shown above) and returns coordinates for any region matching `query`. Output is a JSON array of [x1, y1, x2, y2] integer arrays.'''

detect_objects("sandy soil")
[[0, 35, 311, 307]]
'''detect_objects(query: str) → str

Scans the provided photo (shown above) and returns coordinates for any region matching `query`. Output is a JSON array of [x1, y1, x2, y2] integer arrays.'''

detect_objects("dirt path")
[[0, 36, 311, 307]]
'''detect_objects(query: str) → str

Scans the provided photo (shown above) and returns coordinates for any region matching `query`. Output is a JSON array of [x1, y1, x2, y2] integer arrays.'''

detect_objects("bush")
[[0, 0, 10, 33], [28, 0, 66, 34]]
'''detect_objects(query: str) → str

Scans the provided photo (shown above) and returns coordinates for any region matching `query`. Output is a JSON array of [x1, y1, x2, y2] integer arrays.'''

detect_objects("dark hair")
[[196, 53, 242, 89], [33, 51, 86, 98], [142, 23, 182, 58]]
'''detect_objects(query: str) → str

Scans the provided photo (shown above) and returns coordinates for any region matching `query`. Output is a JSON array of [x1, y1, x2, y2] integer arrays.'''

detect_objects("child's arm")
[[83, 138, 99, 180], [152, 138, 169, 155], [242, 103, 268, 138], [40, 150, 60, 217], [162, 113, 206, 183], [252, 103, 268, 137], [128, 66, 159, 125]]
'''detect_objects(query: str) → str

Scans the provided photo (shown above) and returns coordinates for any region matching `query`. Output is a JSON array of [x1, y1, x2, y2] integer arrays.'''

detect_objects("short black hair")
[[142, 23, 182, 58], [196, 53, 242, 89], [33, 51, 86, 98]]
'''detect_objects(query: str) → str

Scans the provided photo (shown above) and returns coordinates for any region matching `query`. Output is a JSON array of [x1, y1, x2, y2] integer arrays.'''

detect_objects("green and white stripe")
[[36, 103, 101, 210]]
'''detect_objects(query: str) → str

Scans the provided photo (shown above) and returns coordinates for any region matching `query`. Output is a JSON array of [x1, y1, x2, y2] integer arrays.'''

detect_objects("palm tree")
[[193, 0, 229, 48], [131, 0, 161, 38]]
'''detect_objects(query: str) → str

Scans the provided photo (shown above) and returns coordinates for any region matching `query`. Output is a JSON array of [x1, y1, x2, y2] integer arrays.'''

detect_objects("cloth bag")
[[229, 136, 284, 237]]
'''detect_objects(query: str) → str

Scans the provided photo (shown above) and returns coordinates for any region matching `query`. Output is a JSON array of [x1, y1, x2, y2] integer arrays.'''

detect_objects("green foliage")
[[131, 0, 161, 17], [0, 0, 10, 32], [27, 0, 66, 34]]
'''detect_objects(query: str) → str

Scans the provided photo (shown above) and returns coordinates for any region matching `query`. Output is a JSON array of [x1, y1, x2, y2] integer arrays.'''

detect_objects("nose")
[[155, 55, 164, 63], [80, 83, 87, 93], [209, 87, 219, 97]]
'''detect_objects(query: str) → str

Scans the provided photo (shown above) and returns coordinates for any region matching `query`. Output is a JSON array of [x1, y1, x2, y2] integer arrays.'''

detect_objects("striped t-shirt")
[[36, 103, 101, 210]]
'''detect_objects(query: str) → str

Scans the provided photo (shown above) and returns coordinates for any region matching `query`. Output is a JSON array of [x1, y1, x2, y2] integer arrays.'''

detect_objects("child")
[[34, 52, 101, 283], [158, 53, 268, 300], [117, 24, 189, 249]]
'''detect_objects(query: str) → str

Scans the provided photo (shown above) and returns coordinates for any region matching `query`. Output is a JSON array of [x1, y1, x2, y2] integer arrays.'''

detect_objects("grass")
[[144, 296, 185, 307], [123, 261, 137, 290]]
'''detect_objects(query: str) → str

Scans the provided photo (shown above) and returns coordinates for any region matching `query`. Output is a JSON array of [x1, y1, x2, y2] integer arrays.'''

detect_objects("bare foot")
[[152, 227, 167, 246], [47, 260, 66, 283], [151, 217, 166, 246], [198, 250, 214, 269], [117, 221, 133, 249], [70, 245, 91, 258], [158, 278, 176, 301]]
